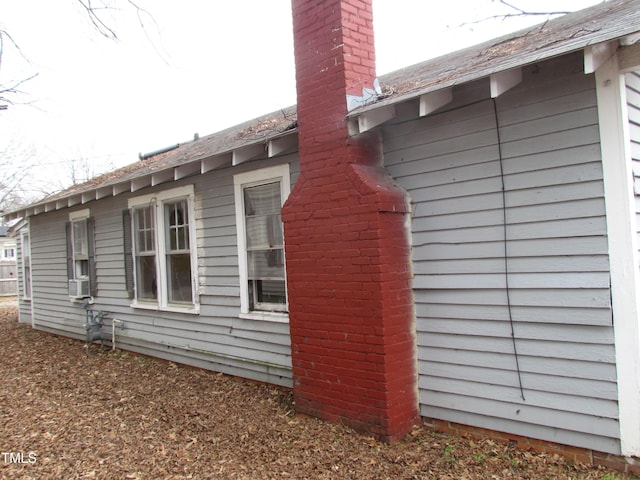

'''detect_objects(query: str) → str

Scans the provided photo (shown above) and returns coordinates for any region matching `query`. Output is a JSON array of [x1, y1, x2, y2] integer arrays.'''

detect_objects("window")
[[2, 245, 16, 260], [21, 232, 31, 299], [134, 205, 157, 300], [234, 165, 290, 319], [126, 185, 198, 312], [66, 209, 96, 298]]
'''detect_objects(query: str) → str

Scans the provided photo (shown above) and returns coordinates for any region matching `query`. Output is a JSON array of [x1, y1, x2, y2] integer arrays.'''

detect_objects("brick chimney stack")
[[283, 0, 419, 441]]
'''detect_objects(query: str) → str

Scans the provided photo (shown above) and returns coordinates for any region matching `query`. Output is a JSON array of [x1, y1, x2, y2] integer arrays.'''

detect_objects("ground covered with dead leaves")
[[0, 306, 636, 480]]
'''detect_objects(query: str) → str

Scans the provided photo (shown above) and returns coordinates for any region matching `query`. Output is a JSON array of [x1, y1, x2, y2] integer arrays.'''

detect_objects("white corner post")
[[595, 54, 640, 458]]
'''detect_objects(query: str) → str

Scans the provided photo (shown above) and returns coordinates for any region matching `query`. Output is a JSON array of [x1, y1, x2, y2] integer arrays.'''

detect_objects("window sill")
[[239, 311, 289, 323], [131, 302, 200, 315]]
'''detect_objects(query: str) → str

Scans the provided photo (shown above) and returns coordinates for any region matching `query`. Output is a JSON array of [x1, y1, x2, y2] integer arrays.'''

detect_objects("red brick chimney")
[[282, 0, 419, 441]]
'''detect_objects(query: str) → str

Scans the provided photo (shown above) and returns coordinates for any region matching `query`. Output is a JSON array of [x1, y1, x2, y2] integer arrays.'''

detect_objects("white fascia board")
[[268, 132, 298, 157], [490, 68, 522, 98], [585, 41, 618, 74], [201, 153, 232, 174], [232, 143, 265, 166], [420, 88, 453, 117], [357, 104, 396, 133], [596, 55, 640, 458]]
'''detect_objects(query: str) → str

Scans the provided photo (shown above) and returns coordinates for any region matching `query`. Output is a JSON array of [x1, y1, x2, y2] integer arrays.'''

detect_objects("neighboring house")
[[5, 0, 640, 468], [0, 226, 17, 296]]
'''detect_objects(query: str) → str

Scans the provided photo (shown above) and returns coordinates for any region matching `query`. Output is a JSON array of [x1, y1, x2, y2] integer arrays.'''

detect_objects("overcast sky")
[[0, 0, 602, 196]]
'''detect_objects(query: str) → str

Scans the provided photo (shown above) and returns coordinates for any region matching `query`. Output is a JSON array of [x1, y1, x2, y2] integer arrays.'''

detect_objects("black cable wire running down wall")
[[492, 97, 526, 402]]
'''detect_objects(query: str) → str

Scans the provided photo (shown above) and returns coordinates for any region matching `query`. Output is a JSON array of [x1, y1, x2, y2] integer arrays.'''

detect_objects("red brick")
[[286, 0, 418, 442]]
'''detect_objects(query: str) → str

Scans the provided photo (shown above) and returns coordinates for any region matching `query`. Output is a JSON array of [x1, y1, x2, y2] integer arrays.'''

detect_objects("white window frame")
[[128, 185, 199, 314], [20, 231, 31, 300], [234, 164, 290, 322], [69, 209, 90, 281], [2, 244, 16, 260]]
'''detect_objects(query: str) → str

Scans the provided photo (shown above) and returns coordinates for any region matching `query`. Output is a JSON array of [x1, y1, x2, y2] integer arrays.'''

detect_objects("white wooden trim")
[[621, 33, 640, 47], [128, 184, 194, 208], [20, 229, 32, 305], [174, 162, 200, 180], [128, 184, 199, 312], [151, 169, 174, 187], [357, 105, 396, 132], [420, 88, 453, 117], [596, 55, 640, 457], [232, 144, 265, 166], [268, 133, 298, 158], [201, 154, 231, 174], [618, 42, 640, 73], [68, 208, 90, 221], [131, 176, 151, 192], [585, 41, 618, 74], [95, 187, 112, 200], [112, 183, 129, 196], [233, 164, 290, 317], [490, 68, 522, 98]]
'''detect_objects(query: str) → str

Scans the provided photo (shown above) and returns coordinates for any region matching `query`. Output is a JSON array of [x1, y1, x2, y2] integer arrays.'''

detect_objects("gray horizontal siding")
[[385, 53, 619, 453], [627, 72, 640, 269], [28, 155, 298, 388]]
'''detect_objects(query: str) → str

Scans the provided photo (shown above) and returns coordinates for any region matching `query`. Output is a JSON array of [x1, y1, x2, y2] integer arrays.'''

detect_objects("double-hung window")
[[21, 232, 31, 300], [126, 185, 198, 312], [234, 165, 290, 320], [2, 245, 15, 260], [66, 209, 96, 298]]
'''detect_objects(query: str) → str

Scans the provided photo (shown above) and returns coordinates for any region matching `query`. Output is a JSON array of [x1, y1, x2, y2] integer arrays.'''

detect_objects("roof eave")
[[3, 128, 299, 222]]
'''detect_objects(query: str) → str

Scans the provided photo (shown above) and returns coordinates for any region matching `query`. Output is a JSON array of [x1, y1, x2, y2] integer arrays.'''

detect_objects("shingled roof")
[[6, 0, 640, 221], [357, 0, 640, 114]]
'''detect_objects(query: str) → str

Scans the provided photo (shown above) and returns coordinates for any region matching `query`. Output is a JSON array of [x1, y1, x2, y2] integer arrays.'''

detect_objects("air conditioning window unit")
[[69, 279, 90, 298]]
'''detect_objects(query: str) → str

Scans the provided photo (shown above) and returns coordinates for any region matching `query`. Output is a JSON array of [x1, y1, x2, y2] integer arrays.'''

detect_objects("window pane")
[[24, 265, 31, 298], [167, 253, 192, 303], [73, 221, 88, 257], [242, 181, 286, 310], [247, 249, 285, 279], [75, 259, 89, 278], [165, 201, 189, 252], [136, 255, 157, 299], [245, 214, 283, 249], [244, 182, 280, 216], [249, 280, 286, 306], [135, 207, 155, 253]]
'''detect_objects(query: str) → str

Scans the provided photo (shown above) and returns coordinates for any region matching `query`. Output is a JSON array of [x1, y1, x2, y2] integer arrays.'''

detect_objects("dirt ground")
[[0, 306, 636, 480]]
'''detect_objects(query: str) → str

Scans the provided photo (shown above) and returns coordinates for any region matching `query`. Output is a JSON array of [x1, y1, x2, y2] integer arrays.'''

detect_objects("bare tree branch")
[[75, 0, 119, 40], [0, 73, 38, 107], [0, 140, 40, 212], [0, 28, 38, 110], [456, 0, 576, 29], [496, 0, 571, 16]]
